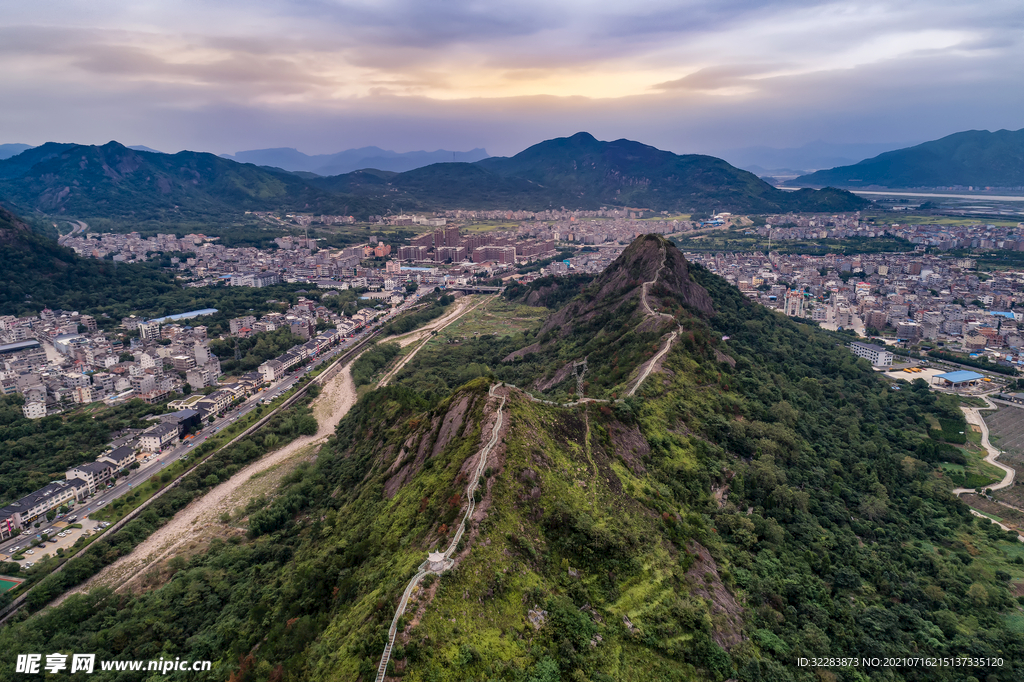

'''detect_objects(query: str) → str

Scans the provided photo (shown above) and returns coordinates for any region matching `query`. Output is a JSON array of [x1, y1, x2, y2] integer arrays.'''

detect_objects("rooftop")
[[934, 370, 985, 383]]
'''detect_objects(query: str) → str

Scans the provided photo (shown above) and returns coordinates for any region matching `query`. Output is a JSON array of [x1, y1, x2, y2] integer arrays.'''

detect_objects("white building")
[[22, 401, 46, 419], [849, 341, 894, 367]]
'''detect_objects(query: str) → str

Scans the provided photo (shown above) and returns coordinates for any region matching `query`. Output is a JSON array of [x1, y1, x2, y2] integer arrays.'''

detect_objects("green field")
[[0, 578, 21, 592], [433, 298, 548, 342]]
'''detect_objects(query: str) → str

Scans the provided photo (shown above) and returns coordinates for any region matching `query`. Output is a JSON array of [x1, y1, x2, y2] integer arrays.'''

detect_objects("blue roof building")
[[932, 370, 985, 387]]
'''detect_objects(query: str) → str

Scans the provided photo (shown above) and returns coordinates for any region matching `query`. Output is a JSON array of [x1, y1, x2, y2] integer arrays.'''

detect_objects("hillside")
[[4, 235, 1023, 682], [0, 203, 180, 315], [0, 141, 383, 225], [788, 128, 1024, 189], [315, 132, 869, 214], [0, 136, 865, 225]]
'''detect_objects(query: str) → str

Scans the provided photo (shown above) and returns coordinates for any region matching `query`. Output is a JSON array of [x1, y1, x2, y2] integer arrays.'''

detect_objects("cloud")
[[0, 1, 1021, 156]]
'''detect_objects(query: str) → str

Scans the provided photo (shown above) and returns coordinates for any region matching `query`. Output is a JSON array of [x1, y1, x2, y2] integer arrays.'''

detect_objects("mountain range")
[[788, 128, 1024, 189], [0, 133, 866, 225], [0, 141, 380, 224], [222, 146, 491, 176], [309, 132, 868, 214]]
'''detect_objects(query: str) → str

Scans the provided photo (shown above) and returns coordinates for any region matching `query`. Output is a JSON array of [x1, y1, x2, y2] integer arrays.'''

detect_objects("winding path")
[[950, 394, 1023, 541], [627, 244, 682, 397], [952, 394, 1016, 495], [377, 296, 492, 389], [375, 384, 506, 682], [374, 245, 687, 678]]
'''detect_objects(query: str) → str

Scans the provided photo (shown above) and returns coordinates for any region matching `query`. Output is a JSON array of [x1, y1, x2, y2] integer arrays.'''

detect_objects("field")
[[0, 577, 22, 592], [984, 406, 1024, 509], [460, 220, 521, 233], [865, 213, 1022, 227], [432, 298, 548, 342], [671, 228, 913, 255]]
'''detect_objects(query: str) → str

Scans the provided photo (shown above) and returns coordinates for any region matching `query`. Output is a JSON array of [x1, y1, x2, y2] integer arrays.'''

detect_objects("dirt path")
[[52, 358, 362, 605], [381, 296, 479, 349], [628, 244, 680, 397], [953, 395, 1016, 495], [377, 296, 490, 388]]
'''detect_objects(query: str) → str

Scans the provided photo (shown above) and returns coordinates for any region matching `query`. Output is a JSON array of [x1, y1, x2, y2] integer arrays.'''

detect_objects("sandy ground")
[[52, 357, 362, 605]]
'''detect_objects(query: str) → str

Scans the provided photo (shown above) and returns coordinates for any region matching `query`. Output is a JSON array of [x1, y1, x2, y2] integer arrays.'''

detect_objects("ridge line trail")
[[628, 243, 680, 397], [377, 295, 491, 388], [374, 384, 506, 682], [53, 355, 364, 605]]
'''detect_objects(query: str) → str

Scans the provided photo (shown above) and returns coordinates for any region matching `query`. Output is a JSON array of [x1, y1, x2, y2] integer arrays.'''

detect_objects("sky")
[[1, 0, 1022, 160]]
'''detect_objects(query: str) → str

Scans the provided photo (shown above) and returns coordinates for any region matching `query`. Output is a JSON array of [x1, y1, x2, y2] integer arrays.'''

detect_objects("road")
[[0, 294, 424, 561]]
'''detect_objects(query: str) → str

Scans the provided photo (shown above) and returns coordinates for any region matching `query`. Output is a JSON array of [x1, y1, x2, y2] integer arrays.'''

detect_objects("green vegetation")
[[0, 396, 163, 502], [928, 349, 1018, 376], [503, 274, 596, 309], [672, 228, 914, 255], [380, 293, 454, 336], [317, 132, 867, 214], [351, 342, 401, 386], [210, 327, 306, 375], [3, 237, 1023, 682], [0, 395, 318, 613], [0, 141, 383, 227]]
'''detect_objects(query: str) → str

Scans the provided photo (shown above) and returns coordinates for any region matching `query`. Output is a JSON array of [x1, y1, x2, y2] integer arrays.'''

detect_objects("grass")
[[433, 298, 548, 342]]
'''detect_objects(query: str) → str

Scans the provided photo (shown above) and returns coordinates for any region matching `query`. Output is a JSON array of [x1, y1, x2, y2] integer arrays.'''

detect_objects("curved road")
[[952, 394, 1016, 495]]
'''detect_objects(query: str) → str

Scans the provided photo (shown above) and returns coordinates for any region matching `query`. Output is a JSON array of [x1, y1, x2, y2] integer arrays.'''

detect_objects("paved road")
[[0, 295, 423, 560]]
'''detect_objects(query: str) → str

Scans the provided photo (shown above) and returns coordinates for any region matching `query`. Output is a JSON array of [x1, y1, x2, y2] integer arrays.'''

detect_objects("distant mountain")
[[313, 132, 868, 213], [720, 140, 910, 175], [128, 145, 164, 154], [0, 134, 866, 226], [0, 144, 33, 161], [222, 146, 490, 176], [787, 129, 1024, 189], [0, 141, 383, 224]]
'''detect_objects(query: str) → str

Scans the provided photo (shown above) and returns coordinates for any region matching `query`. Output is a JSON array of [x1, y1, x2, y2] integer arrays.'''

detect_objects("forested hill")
[[0, 203, 179, 316], [312, 132, 869, 213], [5, 235, 1023, 682], [0, 141, 384, 225], [788, 128, 1024, 189], [0, 135, 865, 224]]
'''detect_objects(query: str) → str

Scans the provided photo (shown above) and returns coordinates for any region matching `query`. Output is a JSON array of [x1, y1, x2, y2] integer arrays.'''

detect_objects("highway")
[[0, 293, 423, 560]]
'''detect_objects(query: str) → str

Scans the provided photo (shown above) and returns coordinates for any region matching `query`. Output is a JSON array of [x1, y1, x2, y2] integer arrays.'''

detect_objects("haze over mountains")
[[788, 128, 1024, 189], [221, 146, 491, 176], [0, 133, 865, 224], [719, 140, 912, 178]]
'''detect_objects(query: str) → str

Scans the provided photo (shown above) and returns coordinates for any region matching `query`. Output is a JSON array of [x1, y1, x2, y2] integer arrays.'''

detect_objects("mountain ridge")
[[313, 132, 869, 214], [787, 128, 1024, 189], [222, 145, 491, 175]]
